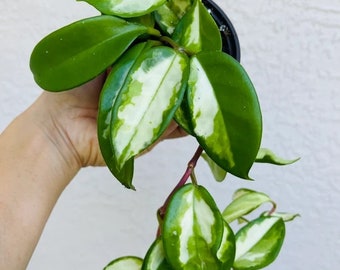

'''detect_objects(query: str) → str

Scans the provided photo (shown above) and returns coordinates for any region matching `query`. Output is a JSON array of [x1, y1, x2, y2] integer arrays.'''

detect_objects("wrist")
[[23, 94, 82, 186]]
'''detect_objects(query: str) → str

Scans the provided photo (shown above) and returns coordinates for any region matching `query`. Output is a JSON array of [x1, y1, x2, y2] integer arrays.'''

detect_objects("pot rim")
[[202, 0, 241, 62]]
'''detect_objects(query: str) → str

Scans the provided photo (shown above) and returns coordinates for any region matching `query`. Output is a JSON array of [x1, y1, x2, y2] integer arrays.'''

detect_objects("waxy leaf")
[[110, 46, 189, 169], [256, 148, 300, 165], [233, 216, 285, 270], [104, 256, 143, 270], [80, 0, 166, 18], [172, 0, 221, 54], [222, 189, 274, 223], [142, 238, 173, 270], [163, 184, 224, 269], [154, 0, 192, 35], [30, 15, 148, 91], [187, 51, 262, 179], [98, 43, 153, 188]]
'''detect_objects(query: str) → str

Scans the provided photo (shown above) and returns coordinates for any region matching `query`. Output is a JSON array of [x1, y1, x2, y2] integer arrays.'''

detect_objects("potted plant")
[[29, 0, 299, 269]]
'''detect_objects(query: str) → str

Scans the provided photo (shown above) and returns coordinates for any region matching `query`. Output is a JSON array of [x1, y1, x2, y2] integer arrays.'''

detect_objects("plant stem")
[[159, 36, 195, 56], [158, 146, 203, 220]]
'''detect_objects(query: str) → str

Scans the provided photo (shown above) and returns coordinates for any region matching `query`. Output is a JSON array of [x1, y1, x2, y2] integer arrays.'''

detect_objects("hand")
[[32, 73, 187, 169], [0, 73, 187, 270]]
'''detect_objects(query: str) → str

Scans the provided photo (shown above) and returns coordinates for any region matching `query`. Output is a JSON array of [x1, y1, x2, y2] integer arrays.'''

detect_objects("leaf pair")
[[98, 42, 189, 188], [222, 188, 299, 270]]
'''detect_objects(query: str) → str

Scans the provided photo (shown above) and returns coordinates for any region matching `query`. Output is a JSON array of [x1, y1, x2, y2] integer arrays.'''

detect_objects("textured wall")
[[1, 0, 339, 269]]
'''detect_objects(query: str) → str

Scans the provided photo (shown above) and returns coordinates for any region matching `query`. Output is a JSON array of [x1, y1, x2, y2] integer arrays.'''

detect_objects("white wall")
[[1, 0, 339, 269]]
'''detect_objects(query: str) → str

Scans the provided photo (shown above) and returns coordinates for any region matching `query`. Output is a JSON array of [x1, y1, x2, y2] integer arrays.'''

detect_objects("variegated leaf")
[[142, 238, 173, 270], [98, 42, 154, 188], [154, 0, 193, 35], [172, 0, 221, 53], [110, 46, 189, 169], [187, 51, 262, 179], [222, 189, 274, 224], [104, 256, 143, 270], [256, 148, 300, 165], [80, 0, 166, 17], [233, 216, 285, 270], [30, 15, 148, 91], [163, 184, 224, 269]]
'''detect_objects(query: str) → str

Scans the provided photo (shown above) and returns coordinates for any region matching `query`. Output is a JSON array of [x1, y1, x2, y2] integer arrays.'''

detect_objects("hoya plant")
[[30, 0, 299, 269]]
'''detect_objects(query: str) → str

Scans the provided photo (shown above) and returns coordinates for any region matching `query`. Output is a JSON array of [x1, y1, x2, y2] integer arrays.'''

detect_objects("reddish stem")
[[157, 146, 203, 220]]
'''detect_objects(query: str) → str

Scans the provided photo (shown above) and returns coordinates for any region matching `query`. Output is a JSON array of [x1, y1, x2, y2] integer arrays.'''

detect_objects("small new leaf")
[[222, 189, 275, 224], [256, 148, 300, 165]]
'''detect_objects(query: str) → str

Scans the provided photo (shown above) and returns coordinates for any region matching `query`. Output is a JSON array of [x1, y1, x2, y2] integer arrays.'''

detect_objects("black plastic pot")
[[202, 0, 241, 62]]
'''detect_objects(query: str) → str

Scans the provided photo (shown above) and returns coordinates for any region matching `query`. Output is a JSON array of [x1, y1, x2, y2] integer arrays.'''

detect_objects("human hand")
[[32, 73, 187, 170]]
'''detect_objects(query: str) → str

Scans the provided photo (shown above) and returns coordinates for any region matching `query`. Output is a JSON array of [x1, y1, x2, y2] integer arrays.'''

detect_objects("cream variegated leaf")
[[233, 216, 285, 270], [187, 51, 262, 179], [172, 0, 221, 53], [222, 189, 275, 223], [110, 46, 189, 169], [163, 184, 224, 269]]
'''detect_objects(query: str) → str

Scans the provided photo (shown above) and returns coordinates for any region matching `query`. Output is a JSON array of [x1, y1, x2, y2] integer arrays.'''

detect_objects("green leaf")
[[80, 0, 166, 17], [216, 221, 236, 269], [154, 0, 192, 35], [98, 43, 152, 189], [222, 189, 274, 224], [187, 51, 262, 179], [256, 148, 300, 165], [261, 211, 300, 222], [30, 15, 148, 91], [233, 216, 285, 270], [201, 152, 227, 182], [142, 238, 173, 270], [110, 46, 189, 169], [172, 0, 222, 54], [163, 184, 224, 269], [104, 256, 143, 270]]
